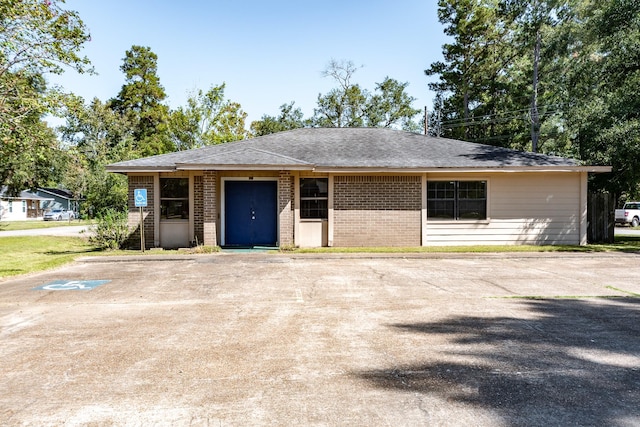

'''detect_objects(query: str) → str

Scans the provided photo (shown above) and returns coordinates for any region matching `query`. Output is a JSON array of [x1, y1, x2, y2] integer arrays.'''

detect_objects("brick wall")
[[127, 176, 154, 250], [278, 171, 293, 246], [194, 175, 204, 245], [203, 171, 217, 246], [333, 176, 421, 247]]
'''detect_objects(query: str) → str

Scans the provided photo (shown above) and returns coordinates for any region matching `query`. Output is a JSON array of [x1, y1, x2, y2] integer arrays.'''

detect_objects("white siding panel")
[[425, 173, 581, 245], [0, 199, 28, 221]]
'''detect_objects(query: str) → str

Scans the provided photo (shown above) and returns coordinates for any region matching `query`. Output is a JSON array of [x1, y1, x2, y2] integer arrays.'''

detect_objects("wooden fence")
[[587, 192, 614, 243]]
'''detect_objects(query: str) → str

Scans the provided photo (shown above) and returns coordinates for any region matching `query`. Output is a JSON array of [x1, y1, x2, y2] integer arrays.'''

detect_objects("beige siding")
[[299, 220, 328, 247], [425, 172, 582, 245]]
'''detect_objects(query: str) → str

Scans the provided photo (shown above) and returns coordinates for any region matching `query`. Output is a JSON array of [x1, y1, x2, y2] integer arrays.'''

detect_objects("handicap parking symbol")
[[34, 280, 110, 291], [134, 188, 147, 207]]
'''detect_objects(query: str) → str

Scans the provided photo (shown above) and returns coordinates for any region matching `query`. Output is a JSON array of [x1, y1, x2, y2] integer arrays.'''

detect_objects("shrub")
[[189, 245, 221, 254], [89, 209, 129, 250]]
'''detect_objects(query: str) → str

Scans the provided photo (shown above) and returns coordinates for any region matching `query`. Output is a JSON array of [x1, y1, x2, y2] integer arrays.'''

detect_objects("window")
[[300, 178, 328, 219], [427, 181, 487, 220], [160, 178, 189, 220], [22, 200, 26, 213], [8, 201, 12, 213]]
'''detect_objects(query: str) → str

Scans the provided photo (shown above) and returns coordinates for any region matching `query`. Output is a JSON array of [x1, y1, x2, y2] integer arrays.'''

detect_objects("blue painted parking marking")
[[33, 280, 110, 291]]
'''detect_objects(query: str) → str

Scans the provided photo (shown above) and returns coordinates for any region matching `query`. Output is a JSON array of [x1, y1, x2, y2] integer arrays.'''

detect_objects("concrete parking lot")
[[1, 252, 639, 426]]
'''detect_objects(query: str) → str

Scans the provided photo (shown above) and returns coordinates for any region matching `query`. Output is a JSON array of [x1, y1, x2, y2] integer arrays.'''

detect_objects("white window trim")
[[426, 178, 491, 223], [299, 177, 329, 220], [159, 177, 190, 223]]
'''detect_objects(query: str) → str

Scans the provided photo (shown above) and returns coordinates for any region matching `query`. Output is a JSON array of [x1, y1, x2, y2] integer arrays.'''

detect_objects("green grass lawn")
[[0, 219, 92, 231], [0, 234, 638, 280], [291, 235, 640, 253], [0, 236, 99, 279]]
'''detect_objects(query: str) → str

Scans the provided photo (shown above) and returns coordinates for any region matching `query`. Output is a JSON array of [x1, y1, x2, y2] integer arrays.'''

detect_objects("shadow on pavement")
[[356, 298, 640, 425], [43, 247, 102, 255]]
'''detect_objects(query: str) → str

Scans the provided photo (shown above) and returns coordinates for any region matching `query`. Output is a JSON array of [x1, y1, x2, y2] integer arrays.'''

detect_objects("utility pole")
[[424, 106, 428, 135], [531, 30, 541, 153]]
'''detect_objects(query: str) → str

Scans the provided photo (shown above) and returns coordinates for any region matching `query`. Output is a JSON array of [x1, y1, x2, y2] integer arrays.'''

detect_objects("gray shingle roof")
[[0, 187, 53, 201], [107, 128, 582, 172]]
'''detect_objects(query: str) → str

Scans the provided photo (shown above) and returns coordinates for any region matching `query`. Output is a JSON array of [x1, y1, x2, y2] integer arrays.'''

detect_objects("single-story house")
[[0, 187, 53, 221], [35, 188, 82, 213], [106, 128, 611, 249]]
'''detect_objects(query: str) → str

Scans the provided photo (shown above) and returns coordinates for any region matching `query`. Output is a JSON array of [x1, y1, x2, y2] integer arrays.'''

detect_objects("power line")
[[439, 104, 563, 126], [441, 110, 560, 130]]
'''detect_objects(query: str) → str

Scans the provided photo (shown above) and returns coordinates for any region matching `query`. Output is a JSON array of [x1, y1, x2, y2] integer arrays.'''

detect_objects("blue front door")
[[225, 180, 278, 247]]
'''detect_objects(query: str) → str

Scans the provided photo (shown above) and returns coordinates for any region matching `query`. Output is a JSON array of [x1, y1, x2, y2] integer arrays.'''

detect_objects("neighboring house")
[[36, 188, 82, 213], [106, 128, 611, 249], [0, 187, 53, 221]]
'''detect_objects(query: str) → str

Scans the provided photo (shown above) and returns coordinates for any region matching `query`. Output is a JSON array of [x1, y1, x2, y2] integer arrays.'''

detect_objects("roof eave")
[[36, 188, 74, 199], [313, 166, 612, 173], [106, 166, 177, 173], [1, 195, 53, 201], [106, 164, 612, 174], [175, 163, 315, 171]]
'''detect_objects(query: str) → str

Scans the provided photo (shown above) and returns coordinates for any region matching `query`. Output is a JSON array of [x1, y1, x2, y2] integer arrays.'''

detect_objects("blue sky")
[[50, 0, 449, 125]]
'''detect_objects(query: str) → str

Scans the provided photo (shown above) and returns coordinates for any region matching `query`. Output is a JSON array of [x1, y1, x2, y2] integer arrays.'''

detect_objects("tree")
[[0, 73, 64, 191], [0, 0, 91, 77], [61, 97, 136, 162], [366, 77, 421, 131], [562, 0, 640, 198], [499, 0, 575, 152], [426, 0, 579, 152], [0, 0, 92, 194], [250, 102, 306, 136], [58, 97, 132, 215], [109, 45, 172, 156], [426, 0, 639, 197], [312, 60, 368, 128], [168, 83, 248, 150], [312, 59, 420, 130], [426, 0, 524, 146]]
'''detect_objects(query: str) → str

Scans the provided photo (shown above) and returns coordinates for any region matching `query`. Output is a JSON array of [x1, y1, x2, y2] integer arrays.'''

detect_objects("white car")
[[43, 209, 75, 221]]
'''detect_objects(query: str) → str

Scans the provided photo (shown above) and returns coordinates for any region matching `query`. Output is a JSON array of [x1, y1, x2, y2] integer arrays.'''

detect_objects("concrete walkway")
[[0, 224, 90, 237], [615, 226, 640, 236]]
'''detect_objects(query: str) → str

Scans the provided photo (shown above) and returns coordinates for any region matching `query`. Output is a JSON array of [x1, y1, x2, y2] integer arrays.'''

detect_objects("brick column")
[[278, 171, 294, 246], [203, 171, 218, 246], [194, 175, 204, 245]]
